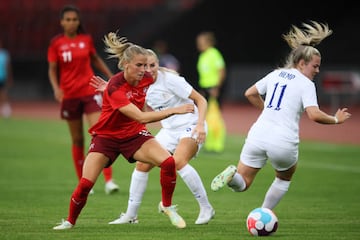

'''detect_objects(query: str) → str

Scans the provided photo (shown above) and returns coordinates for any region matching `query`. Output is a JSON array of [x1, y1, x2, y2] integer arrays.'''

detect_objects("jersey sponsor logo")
[[138, 130, 152, 137], [89, 143, 95, 150]]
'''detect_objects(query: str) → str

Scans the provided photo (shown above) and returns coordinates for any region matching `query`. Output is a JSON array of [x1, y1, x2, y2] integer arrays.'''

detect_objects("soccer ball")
[[246, 207, 278, 236]]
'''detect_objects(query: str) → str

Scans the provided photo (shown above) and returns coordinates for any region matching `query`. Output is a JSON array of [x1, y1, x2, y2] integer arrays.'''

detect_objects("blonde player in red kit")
[[47, 5, 119, 194], [53, 32, 194, 230]]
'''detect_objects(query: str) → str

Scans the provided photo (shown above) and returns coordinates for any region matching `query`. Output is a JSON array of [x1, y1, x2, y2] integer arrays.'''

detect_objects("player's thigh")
[[82, 152, 109, 182], [173, 137, 198, 169], [133, 138, 171, 166]]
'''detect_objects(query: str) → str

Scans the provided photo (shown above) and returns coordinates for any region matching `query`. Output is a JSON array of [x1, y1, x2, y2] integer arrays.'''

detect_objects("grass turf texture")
[[0, 118, 359, 240]]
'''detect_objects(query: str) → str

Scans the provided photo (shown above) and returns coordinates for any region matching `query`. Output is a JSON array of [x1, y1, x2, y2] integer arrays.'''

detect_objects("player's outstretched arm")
[[119, 102, 194, 124], [305, 106, 351, 124]]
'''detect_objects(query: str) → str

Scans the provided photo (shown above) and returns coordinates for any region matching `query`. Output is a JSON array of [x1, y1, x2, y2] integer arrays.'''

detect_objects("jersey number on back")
[[267, 82, 287, 111]]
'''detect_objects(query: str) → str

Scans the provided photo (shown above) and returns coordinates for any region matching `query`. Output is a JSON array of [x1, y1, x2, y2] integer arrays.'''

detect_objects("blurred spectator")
[[0, 39, 14, 118], [196, 31, 226, 106], [153, 39, 180, 72], [196, 31, 226, 153]]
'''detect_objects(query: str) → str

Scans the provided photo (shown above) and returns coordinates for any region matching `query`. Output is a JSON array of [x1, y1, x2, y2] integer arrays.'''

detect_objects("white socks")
[[178, 164, 212, 209], [261, 177, 290, 209], [126, 169, 149, 218], [228, 173, 290, 210], [125, 164, 212, 218], [228, 172, 247, 192]]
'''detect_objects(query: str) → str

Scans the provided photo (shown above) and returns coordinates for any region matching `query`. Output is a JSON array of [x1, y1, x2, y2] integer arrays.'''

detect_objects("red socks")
[[102, 167, 112, 182], [71, 145, 84, 180], [65, 157, 175, 225], [72, 144, 113, 182], [67, 178, 94, 225], [159, 156, 176, 207]]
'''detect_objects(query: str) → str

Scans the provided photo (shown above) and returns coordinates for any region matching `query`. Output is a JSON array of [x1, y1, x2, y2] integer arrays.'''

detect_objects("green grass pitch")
[[0, 118, 359, 239]]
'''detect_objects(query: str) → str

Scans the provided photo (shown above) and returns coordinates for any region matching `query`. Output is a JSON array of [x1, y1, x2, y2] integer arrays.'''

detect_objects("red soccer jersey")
[[47, 33, 97, 99], [89, 71, 154, 139]]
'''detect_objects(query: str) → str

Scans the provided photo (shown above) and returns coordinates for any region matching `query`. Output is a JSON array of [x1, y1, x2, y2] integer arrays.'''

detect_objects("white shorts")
[[240, 138, 298, 171], [155, 124, 205, 157]]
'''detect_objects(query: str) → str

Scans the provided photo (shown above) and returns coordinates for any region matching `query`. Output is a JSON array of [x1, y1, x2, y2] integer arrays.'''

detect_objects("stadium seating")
[[0, 0, 167, 59]]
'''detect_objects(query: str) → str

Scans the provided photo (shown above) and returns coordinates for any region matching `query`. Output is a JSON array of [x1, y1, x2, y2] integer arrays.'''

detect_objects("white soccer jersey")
[[145, 70, 199, 129], [247, 68, 319, 145]]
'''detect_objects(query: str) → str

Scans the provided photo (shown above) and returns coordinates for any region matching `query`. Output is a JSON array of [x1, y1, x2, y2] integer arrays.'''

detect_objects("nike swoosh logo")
[[71, 198, 81, 205]]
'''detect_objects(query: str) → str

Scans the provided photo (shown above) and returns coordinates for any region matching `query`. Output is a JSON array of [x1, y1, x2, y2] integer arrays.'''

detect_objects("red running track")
[[9, 101, 360, 146]]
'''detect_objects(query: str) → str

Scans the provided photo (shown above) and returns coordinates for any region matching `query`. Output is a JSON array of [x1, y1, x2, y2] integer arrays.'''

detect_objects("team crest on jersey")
[[79, 42, 85, 48]]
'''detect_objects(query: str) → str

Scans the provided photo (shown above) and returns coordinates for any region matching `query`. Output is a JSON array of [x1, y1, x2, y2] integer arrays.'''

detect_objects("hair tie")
[[302, 43, 314, 47]]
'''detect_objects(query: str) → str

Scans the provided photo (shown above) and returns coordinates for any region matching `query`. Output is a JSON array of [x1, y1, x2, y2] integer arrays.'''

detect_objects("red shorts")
[[88, 130, 154, 167], [60, 94, 102, 120]]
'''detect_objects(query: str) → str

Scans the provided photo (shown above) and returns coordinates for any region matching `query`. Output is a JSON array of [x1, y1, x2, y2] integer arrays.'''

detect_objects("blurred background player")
[[47, 5, 119, 194], [196, 31, 227, 153], [0, 38, 14, 118], [153, 39, 181, 72]]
